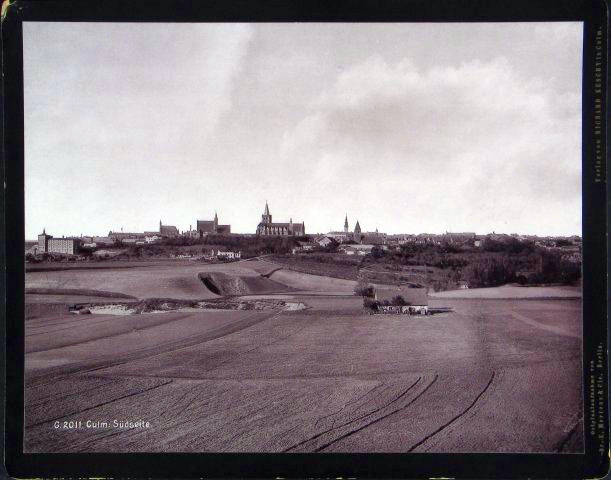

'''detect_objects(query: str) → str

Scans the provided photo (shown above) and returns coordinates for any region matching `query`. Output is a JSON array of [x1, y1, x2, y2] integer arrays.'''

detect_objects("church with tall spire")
[[327, 215, 362, 243], [256, 201, 305, 236]]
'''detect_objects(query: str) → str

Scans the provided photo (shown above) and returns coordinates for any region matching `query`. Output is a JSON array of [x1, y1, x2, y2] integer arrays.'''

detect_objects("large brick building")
[[37, 229, 80, 255], [159, 220, 179, 238], [196, 212, 231, 237]]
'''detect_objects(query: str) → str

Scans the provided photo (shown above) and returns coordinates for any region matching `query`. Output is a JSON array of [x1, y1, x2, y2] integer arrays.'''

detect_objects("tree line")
[[364, 241, 580, 287]]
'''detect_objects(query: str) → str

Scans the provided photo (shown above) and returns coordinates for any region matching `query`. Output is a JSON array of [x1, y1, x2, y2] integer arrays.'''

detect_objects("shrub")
[[354, 281, 375, 297], [390, 295, 411, 306], [363, 297, 380, 310]]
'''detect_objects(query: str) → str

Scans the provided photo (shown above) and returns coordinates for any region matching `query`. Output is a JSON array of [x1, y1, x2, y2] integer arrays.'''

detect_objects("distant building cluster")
[[108, 220, 180, 244], [325, 215, 385, 246], [30, 199, 582, 264]]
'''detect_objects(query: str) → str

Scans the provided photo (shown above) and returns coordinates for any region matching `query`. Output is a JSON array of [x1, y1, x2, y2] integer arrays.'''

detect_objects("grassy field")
[[269, 254, 360, 280], [26, 259, 207, 272], [430, 284, 581, 299]]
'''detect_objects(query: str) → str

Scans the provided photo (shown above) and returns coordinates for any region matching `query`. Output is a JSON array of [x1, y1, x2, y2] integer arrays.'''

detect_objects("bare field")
[[25, 259, 284, 301], [268, 269, 357, 294], [24, 264, 583, 454], [430, 284, 581, 299]]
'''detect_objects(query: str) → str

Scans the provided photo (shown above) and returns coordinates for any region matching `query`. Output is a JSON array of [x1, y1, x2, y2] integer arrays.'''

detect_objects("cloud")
[[279, 55, 581, 235], [22, 22, 582, 238], [24, 23, 254, 236]]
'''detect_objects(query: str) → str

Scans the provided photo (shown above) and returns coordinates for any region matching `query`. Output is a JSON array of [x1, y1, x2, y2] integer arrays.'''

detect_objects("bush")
[[363, 297, 380, 310], [390, 295, 410, 306], [354, 281, 374, 297]]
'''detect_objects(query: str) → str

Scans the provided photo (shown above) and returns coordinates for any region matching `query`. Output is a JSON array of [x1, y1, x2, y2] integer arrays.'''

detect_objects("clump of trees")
[[388, 295, 410, 306], [363, 297, 380, 310], [361, 239, 580, 289], [460, 250, 580, 287], [354, 281, 374, 297], [202, 235, 304, 257], [151, 234, 309, 257], [362, 294, 411, 311], [461, 257, 516, 288]]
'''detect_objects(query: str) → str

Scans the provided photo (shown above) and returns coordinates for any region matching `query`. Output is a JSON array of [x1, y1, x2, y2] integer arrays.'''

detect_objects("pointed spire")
[[354, 220, 361, 234], [264, 201, 270, 216], [214, 211, 218, 222]]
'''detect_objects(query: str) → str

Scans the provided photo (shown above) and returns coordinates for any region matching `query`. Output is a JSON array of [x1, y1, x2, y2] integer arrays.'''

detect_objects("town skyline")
[[26, 199, 583, 241], [24, 22, 583, 239]]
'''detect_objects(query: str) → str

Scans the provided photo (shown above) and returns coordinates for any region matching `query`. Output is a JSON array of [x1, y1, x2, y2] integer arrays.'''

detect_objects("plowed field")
[[24, 262, 583, 453]]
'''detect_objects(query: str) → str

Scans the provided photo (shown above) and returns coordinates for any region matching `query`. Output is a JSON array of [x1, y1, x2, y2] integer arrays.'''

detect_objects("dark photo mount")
[[2, 0, 608, 478]]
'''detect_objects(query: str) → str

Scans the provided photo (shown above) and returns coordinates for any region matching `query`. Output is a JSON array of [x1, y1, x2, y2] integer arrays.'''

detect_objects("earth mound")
[[198, 272, 293, 296]]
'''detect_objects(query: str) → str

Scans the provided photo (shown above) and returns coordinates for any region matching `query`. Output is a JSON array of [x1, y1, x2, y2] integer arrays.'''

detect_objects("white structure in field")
[[212, 249, 241, 260]]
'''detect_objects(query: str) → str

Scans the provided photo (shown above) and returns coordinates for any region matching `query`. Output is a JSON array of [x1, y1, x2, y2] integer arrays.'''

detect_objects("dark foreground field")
[[24, 261, 583, 453]]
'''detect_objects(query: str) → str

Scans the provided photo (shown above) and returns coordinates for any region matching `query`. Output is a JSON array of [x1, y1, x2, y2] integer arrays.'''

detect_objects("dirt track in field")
[[24, 261, 583, 453]]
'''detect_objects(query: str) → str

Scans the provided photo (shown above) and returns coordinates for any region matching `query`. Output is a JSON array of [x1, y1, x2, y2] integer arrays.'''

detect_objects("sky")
[[23, 22, 583, 238]]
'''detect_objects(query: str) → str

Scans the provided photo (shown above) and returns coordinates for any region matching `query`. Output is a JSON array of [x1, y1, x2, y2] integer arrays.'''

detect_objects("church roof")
[[160, 225, 179, 235], [259, 222, 292, 228], [197, 220, 215, 232]]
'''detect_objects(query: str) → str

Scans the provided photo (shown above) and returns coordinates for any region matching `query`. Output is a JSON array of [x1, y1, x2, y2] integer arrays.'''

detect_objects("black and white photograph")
[[18, 18, 589, 457]]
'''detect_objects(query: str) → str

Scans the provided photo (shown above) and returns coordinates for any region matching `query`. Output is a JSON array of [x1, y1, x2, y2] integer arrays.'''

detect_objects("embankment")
[[198, 272, 293, 297]]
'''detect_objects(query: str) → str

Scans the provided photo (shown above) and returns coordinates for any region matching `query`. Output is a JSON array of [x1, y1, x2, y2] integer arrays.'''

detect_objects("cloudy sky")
[[24, 22, 582, 238]]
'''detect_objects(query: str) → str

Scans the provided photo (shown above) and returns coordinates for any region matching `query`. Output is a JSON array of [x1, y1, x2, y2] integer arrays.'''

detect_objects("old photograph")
[[23, 22, 583, 453]]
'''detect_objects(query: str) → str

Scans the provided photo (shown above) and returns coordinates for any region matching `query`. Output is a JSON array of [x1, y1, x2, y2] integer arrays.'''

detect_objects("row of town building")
[[33, 200, 582, 258]]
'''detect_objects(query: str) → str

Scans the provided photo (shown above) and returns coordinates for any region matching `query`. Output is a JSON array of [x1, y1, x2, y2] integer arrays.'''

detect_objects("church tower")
[[344, 214, 349, 233], [354, 220, 361, 234], [214, 211, 218, 231], [262, 202, 272, 224]]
